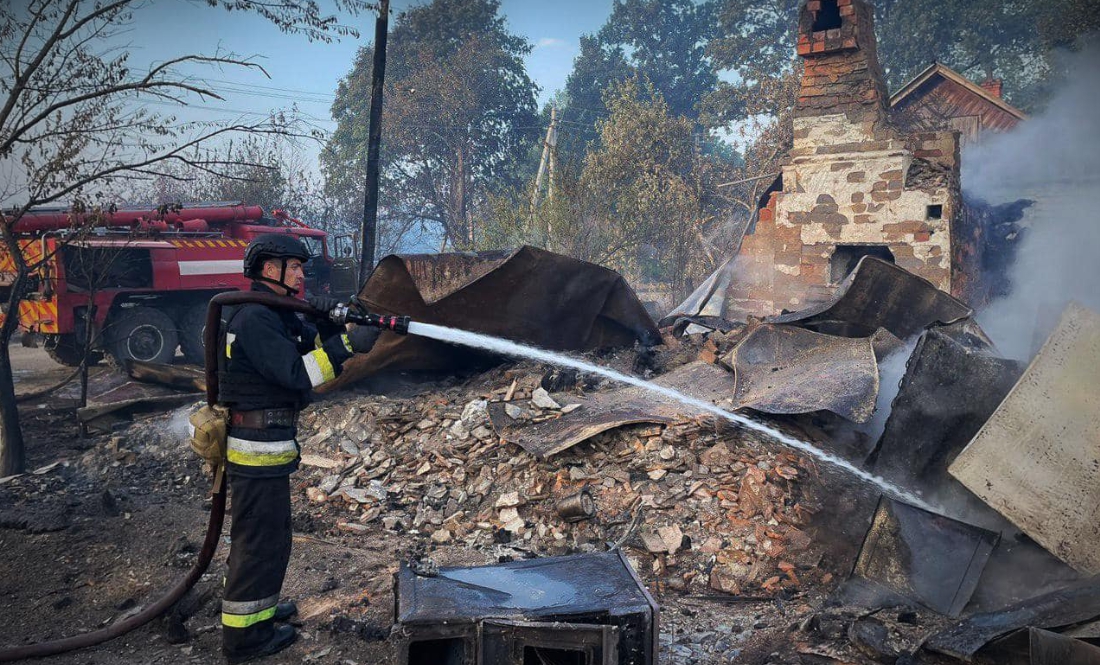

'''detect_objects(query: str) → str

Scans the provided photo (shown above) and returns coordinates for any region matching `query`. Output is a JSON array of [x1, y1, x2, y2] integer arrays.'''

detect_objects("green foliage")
[[321, 0, 539, 251], [557, 34, 634, 161], [203, 0, 374, 42], [560, 0, 720, 160], [485, 78, 735, 301]]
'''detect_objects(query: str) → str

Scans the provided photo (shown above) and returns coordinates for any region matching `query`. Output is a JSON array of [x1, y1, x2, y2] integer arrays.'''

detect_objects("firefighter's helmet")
[[243, 233, 310, 278]]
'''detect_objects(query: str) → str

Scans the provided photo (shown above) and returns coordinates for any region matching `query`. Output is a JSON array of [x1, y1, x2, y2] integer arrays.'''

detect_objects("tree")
[[561, 0, 720, 160], [136, 133, 326, 221], [322, 0, 540, 252], [0, 0, 371, 476], [483, 78, 735, 304], [582, 78, 730, 299], [556, 35, 633, 162]]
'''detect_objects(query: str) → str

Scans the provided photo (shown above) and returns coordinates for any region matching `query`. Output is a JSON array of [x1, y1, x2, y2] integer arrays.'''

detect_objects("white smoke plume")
[[964, 43, 1100, 360]]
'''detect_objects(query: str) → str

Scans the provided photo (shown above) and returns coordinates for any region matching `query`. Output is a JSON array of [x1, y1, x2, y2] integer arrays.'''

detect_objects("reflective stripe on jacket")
[[226, 436, 299, 468]]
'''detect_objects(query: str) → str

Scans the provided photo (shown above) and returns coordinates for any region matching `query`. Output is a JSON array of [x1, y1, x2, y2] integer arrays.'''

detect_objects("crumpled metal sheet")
[[838, 496, 998, 617], [720, 323, 880, 423], [660, 254, 739, 326], [488, 361, 734, 458], [926, 577, 1100, 661], [769, 256, 973, 339], [867, 322, 1024, 491], [949, 302, 1100, 574], [328, 246, 659, 386], [983, 627, 1100, 665]]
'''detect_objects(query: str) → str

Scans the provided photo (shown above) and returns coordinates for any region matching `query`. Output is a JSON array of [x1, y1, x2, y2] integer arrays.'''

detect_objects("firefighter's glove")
[[306, 295, 343, 317], [307, 295, 346, 338], [346, 325, 381, 355]]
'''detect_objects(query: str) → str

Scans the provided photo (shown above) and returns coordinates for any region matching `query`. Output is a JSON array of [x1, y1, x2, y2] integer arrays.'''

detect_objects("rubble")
[[292, 352, 829, 608]]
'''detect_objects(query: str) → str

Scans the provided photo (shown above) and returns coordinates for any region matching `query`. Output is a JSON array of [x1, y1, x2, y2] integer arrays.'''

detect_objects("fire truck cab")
[[0, 203, 353, 367]]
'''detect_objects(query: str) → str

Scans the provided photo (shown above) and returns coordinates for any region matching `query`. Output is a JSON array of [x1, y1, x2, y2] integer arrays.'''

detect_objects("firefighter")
[[218, 233, 377, 663]]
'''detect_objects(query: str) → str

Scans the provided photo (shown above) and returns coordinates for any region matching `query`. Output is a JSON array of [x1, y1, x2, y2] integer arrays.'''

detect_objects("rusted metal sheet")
[[721, 323, 880, 423], [328, 246, 658, 388], [839, 496, 998, 617], [769, 256, 972, 339], [949, 302, 1100, 574], [867, 322, 1024, 493], [488, 362, 734, 458], [926, 578, 1100, 661]]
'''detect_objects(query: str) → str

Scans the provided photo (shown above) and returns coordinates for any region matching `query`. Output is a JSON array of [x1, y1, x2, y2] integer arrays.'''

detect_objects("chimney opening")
[[927, 204, 943, 220], [831, 245, 895, 283], [812, 0, 843, 32]]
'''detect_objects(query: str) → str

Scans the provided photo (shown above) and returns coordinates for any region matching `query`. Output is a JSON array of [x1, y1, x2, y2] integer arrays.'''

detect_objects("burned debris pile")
[[4, 251, 1096, 665], [271, 250, 1099, 663]]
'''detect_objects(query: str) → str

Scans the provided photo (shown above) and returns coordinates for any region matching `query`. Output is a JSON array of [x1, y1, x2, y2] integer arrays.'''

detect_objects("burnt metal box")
[[393, 549, 658, 665]]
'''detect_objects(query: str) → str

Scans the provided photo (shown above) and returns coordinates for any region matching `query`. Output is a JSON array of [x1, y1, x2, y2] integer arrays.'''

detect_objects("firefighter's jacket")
[[219, 282, 352, 477]]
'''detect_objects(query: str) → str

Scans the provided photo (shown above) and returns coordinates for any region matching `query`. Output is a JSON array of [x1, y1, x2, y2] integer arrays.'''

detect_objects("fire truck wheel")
[[107, 307, 179, 365], [44, 334, 103, 367], [179, 303, 208, 365]]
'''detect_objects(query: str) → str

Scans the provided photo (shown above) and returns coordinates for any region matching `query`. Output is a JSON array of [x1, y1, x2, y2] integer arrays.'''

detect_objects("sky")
[[128, 0, 614, 141]]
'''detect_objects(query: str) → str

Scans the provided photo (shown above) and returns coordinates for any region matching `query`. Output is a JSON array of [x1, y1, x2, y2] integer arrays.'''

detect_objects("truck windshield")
[[299, 236, 323, 259]]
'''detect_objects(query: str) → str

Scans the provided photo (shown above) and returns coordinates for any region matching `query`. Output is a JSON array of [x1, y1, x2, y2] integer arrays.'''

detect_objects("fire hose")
[[0, 291, 408, 662]]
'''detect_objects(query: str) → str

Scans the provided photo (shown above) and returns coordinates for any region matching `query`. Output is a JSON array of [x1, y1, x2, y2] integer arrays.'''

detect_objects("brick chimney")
[[980, 77, 1003, 99], [795, 0, 889, 129]]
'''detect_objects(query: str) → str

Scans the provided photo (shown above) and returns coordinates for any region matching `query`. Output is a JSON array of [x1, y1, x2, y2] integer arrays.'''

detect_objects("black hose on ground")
[[0, 291, 320, 662]]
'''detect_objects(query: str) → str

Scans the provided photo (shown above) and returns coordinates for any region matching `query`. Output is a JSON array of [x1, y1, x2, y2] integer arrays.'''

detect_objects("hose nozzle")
[[329, 303, 410, 335]]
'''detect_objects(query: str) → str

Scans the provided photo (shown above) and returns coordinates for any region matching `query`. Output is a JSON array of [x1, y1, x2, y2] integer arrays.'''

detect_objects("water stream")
[[406, 322, 937, 512]]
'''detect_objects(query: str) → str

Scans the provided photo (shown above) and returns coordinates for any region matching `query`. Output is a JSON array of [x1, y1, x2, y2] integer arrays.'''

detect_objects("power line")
[[136, 98, 337, 127], [129, 67, 337, 100]]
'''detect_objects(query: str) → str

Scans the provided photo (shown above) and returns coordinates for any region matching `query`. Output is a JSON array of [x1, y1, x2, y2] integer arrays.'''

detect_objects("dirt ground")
[[0, 345, 953, 665]]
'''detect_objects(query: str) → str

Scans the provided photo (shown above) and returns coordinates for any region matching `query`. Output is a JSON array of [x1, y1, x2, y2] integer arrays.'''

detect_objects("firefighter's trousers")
[[222, 474, 292, 655]]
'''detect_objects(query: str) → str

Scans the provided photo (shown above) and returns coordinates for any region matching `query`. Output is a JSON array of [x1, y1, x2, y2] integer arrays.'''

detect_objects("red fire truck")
[[0, 203, 358, 367]]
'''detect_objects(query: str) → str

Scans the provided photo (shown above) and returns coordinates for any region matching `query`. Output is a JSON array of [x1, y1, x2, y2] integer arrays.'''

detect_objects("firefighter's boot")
[[224, 625, 297, 664], [273, 601, 297, 622]]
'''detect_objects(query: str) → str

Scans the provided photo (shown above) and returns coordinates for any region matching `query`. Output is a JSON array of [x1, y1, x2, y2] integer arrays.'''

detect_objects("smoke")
[[861, 337, 919, 447], [963, 42, 1100, 360], [167, 406, 195, 445]]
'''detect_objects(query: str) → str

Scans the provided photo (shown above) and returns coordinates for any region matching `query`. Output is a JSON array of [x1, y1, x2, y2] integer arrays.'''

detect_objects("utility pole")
[[532, 106, 558, 211], [531, 107, 560, 245], [547, 113, 557, 202], [359, 0, 389, 289]]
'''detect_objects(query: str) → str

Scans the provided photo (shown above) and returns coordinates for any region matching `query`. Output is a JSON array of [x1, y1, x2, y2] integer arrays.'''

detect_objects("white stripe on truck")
[[178, 260, 241, 276]]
